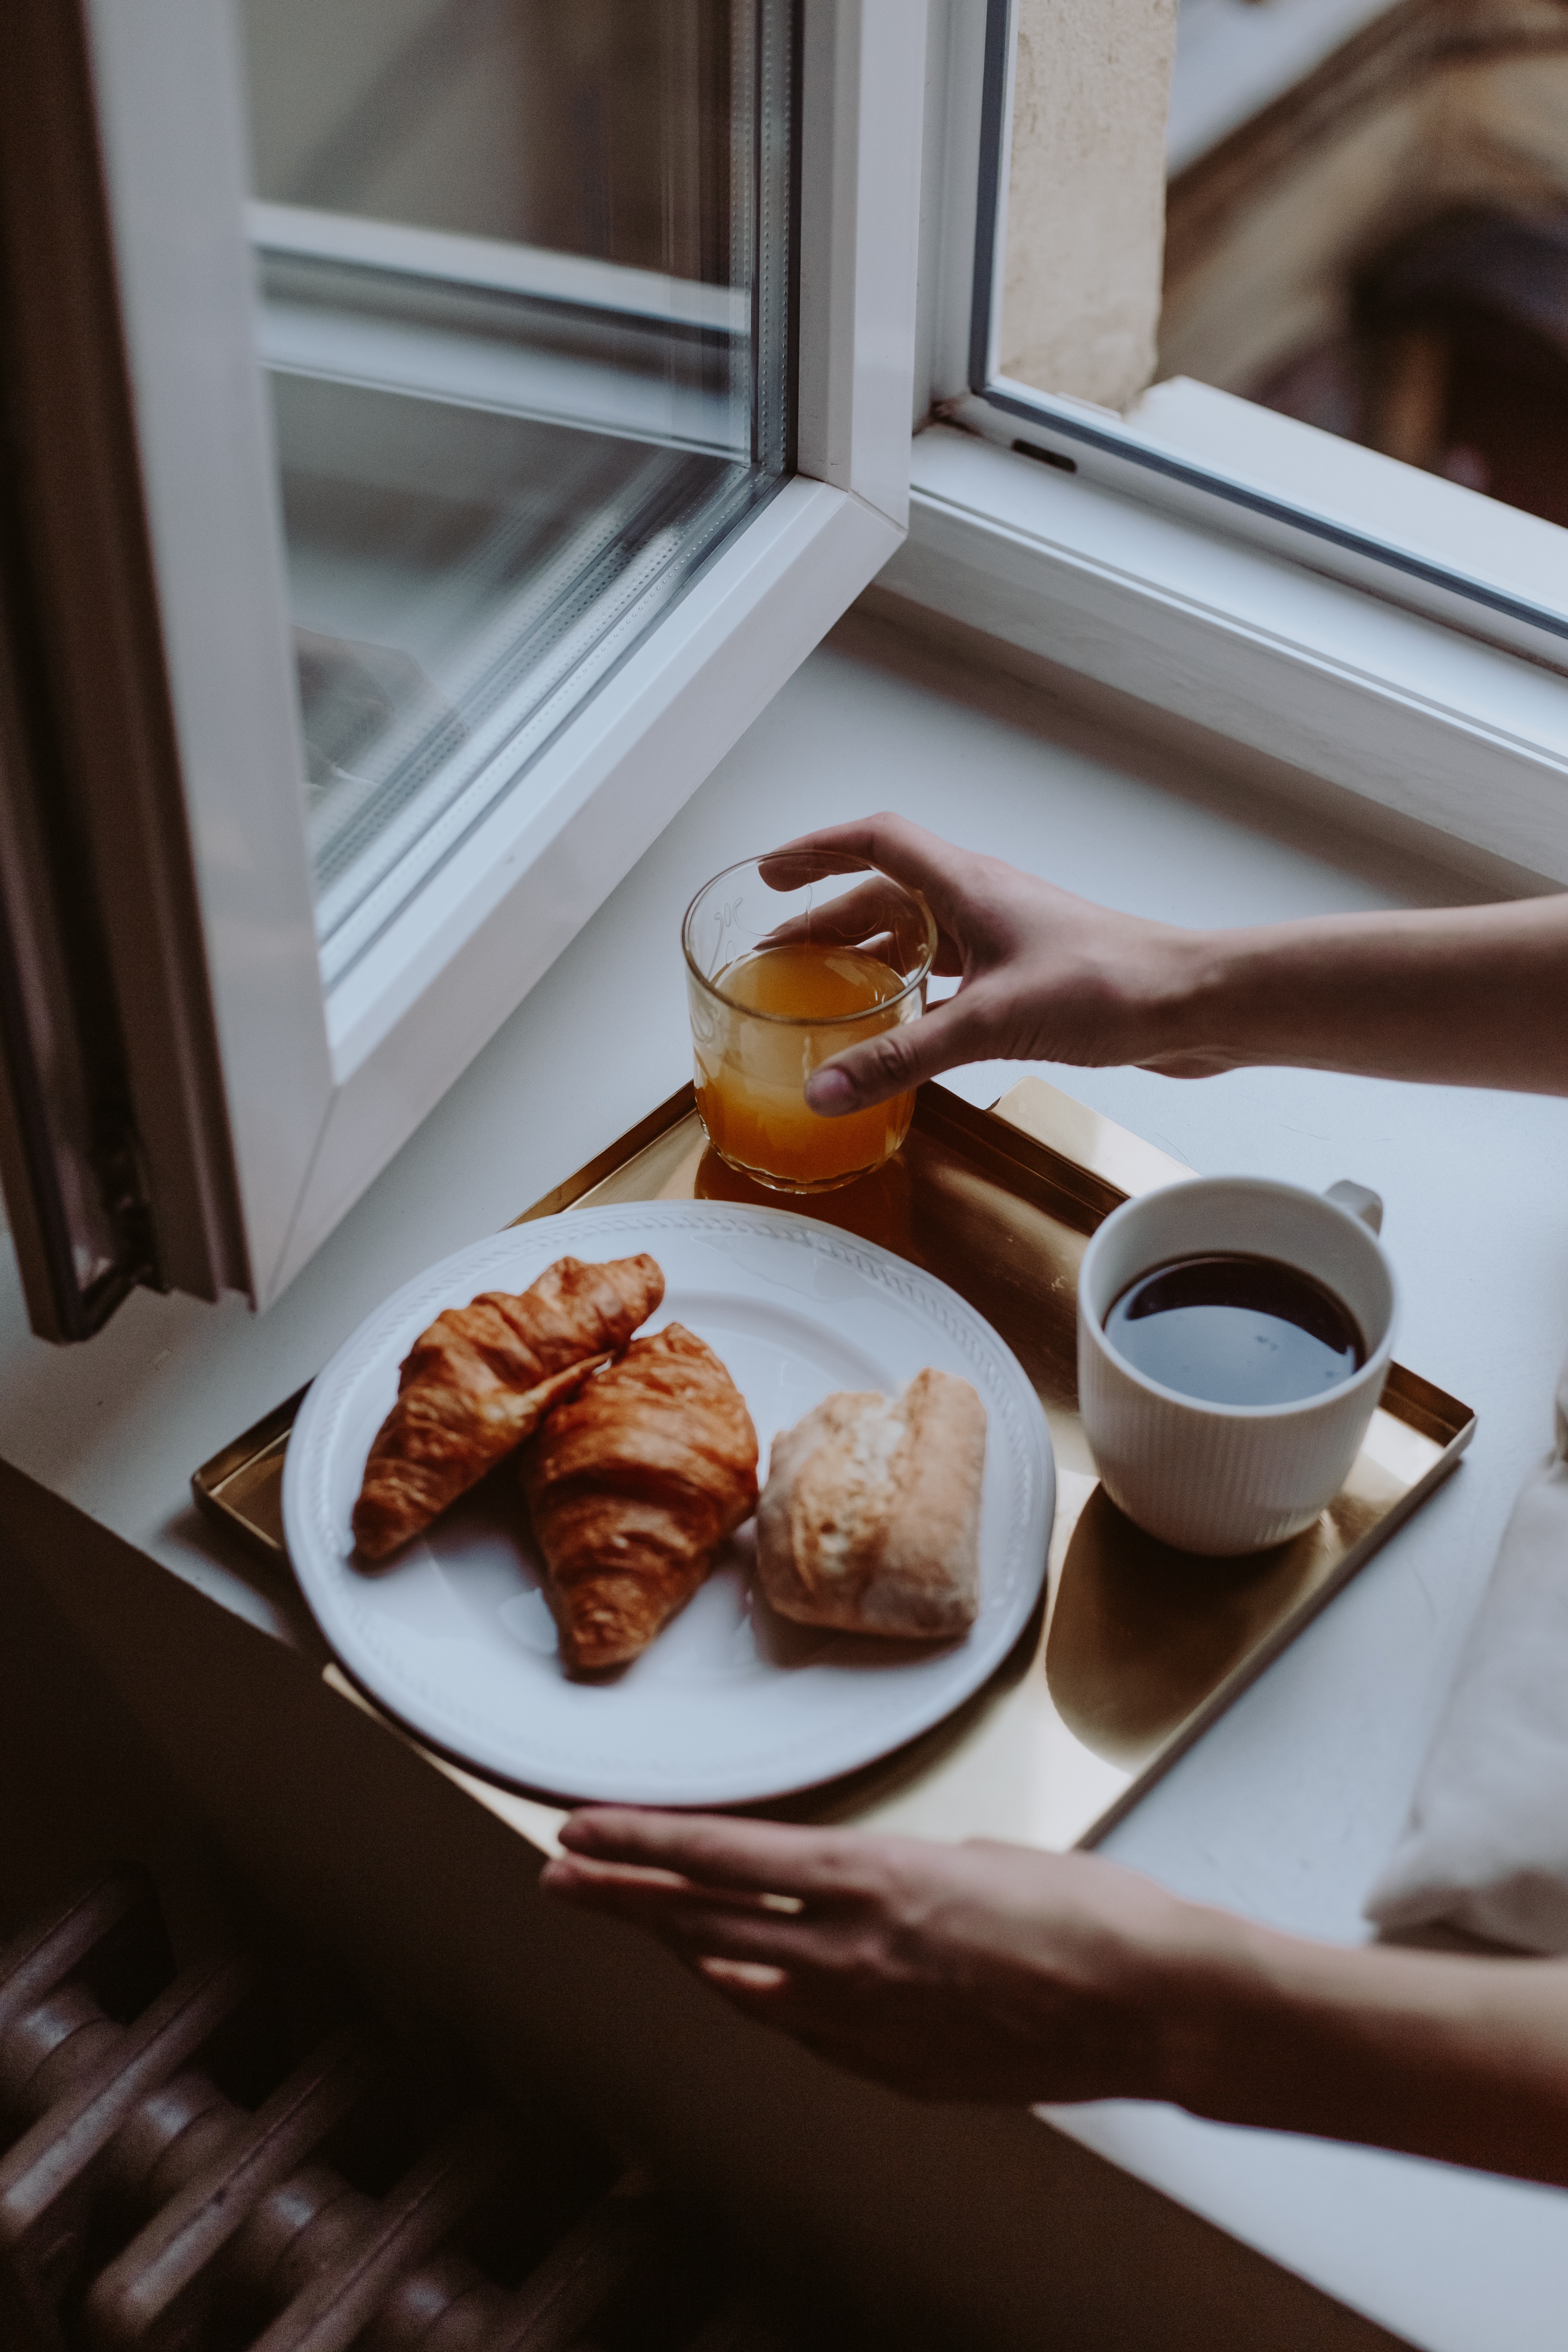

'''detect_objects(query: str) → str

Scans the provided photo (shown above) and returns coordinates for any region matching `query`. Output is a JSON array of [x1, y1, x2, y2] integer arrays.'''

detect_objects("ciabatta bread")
[[756, 1367, 985, 1638]]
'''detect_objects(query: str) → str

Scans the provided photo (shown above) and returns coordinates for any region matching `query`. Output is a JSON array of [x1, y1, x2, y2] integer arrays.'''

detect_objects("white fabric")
[[1366, 1357, 1568, 1954]]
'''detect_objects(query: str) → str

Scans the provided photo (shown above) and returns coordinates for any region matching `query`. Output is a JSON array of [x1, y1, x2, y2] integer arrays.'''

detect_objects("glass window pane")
[[1163, 0, 1568, 529], [239, 0, 796, 988]]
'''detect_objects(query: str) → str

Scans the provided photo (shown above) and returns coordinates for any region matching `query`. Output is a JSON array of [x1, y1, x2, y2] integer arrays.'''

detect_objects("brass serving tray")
[[194, 1078, 1474, 1853]]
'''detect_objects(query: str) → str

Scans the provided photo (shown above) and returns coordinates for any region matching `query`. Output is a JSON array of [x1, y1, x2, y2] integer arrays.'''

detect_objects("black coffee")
[[1104, 1253, 1364, 1407]]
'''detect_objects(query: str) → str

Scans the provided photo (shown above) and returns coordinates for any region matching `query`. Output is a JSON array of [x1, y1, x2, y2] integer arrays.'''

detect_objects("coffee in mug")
[[1077, 1176, 1397, 1556], [1103, 1253, 1365, 1407]]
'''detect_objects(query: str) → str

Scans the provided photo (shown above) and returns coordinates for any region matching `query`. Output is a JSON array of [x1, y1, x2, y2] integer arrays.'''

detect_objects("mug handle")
[[1324, 1178, 1383, 1234]]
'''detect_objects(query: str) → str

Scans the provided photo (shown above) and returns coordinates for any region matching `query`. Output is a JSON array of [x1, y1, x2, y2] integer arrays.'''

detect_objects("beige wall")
[[998, 0, 1179, 411]]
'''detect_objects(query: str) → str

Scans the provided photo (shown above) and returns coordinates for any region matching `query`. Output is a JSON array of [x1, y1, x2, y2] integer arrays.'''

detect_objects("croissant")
[[352, 1253, 664, 1561], [520, 1323, 759, 1672]]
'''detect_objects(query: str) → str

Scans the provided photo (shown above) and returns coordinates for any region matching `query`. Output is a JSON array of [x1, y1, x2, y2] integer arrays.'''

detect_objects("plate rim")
[[282, 1199, 1055, 1806]]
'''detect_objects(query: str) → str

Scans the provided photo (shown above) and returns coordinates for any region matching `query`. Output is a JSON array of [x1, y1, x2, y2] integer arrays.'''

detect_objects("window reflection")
[[1164, 0, 1568, 528], [239, 0, 796, 985]]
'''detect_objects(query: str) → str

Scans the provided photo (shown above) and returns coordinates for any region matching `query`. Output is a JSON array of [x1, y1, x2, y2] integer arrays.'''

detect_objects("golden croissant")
[[520, 1322, 759, 1672], [352, 1253, 664, 1561]]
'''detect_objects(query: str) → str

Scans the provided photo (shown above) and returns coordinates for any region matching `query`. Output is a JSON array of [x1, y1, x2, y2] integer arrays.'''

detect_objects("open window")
[[12, 0, 1563, 1346], [887, 0, 1568, 904], [0, 0, 925, 1336], [936, 0, 1568, 673]]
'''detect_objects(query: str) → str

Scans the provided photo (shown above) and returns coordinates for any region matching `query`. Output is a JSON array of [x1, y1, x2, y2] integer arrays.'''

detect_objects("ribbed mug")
[[1077, 1176, 1397, 1556]]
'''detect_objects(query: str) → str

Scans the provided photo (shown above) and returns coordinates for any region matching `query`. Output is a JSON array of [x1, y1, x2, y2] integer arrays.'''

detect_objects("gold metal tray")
[[194, 1078, 1474, 1853]]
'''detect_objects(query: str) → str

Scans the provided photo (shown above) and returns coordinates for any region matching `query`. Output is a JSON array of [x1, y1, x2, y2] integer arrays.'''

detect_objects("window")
[[939, 0, 1568, 673], [244, 0, 797, 990], [7, 0, 1560, 1344], [0, 0, 923, 1335], [890, 0, 1568, 902]]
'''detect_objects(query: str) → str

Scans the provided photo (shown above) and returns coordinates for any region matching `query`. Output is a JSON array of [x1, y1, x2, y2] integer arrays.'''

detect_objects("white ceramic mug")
[[1077, 1176, 1397, 1555]]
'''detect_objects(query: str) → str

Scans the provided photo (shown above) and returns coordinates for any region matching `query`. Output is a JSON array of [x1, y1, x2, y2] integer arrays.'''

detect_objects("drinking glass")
[[683, 851, 937, 1192]]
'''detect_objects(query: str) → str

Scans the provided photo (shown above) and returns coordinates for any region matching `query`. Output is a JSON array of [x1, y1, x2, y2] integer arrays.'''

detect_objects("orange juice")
[[691, 942, 919, 1191]]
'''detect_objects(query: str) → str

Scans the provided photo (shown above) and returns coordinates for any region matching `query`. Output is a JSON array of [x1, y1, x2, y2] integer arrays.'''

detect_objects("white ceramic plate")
[[283, 1201, 1054, 1806]]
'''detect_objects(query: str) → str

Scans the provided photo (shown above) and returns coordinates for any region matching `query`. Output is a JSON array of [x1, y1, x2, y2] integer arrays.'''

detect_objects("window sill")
[[886, 424, 1568, 886], [954, 378, 1568, 670]]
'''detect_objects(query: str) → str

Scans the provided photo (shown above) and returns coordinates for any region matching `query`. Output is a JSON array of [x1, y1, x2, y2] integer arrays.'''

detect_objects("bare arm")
[[775, 815, 1568, 1113], [543, 1812, 1568, 2189]]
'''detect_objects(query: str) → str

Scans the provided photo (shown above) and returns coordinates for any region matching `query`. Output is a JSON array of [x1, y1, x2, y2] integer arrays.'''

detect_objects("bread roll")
[[756, 1368, 985, 1638], [521, 1322, 760, 1672]]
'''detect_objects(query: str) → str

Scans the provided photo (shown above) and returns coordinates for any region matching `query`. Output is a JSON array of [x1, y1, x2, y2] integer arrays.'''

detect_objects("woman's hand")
[[542, 1807, 1568, 2185], [540, 1809, 1206, 2104], [771, 813, 1568, 1109], [764, 814, 1223, 1118]]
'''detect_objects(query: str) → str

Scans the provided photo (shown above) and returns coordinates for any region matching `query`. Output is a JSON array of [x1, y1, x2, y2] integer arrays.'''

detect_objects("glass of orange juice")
[[683, 851, 937, 1192]]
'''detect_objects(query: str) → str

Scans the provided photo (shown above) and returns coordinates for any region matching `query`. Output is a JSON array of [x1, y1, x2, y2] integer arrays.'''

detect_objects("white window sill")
[[889, 423, 1568, 885], [1, 607, 1565, 2348], [953, 374, 1568, 671]]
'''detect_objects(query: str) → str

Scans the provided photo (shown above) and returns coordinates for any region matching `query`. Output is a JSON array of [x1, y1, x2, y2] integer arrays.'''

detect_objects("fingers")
[[1139, 1049, 1240, 1078], [542, 1868, 872, 2059], [692, 1961, 945, 2095], [695, 1958, 844, 2036], [542, 1853, 830, 1971], [754, 851, 960, 975], [804, 987, 996, 1115], [755, 846, 870, 890], [694, 1957, 870, 2049], [760, 815, 969, 919], [698, 1958, 789, 1995], [553, 1807, 880, 1899], [755, 876, 914, 954]]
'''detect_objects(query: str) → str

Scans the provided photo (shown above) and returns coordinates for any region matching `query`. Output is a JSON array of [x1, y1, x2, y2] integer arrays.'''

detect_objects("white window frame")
[[84, 0, 927, 1305], [900, 0, 1568, 888]]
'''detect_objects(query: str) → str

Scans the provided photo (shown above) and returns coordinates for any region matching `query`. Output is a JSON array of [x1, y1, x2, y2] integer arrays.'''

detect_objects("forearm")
[[1162, 896, 1568, 1095], [546, 1809, 1568, 2182], [1153, 1909, 1568, 2185]]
